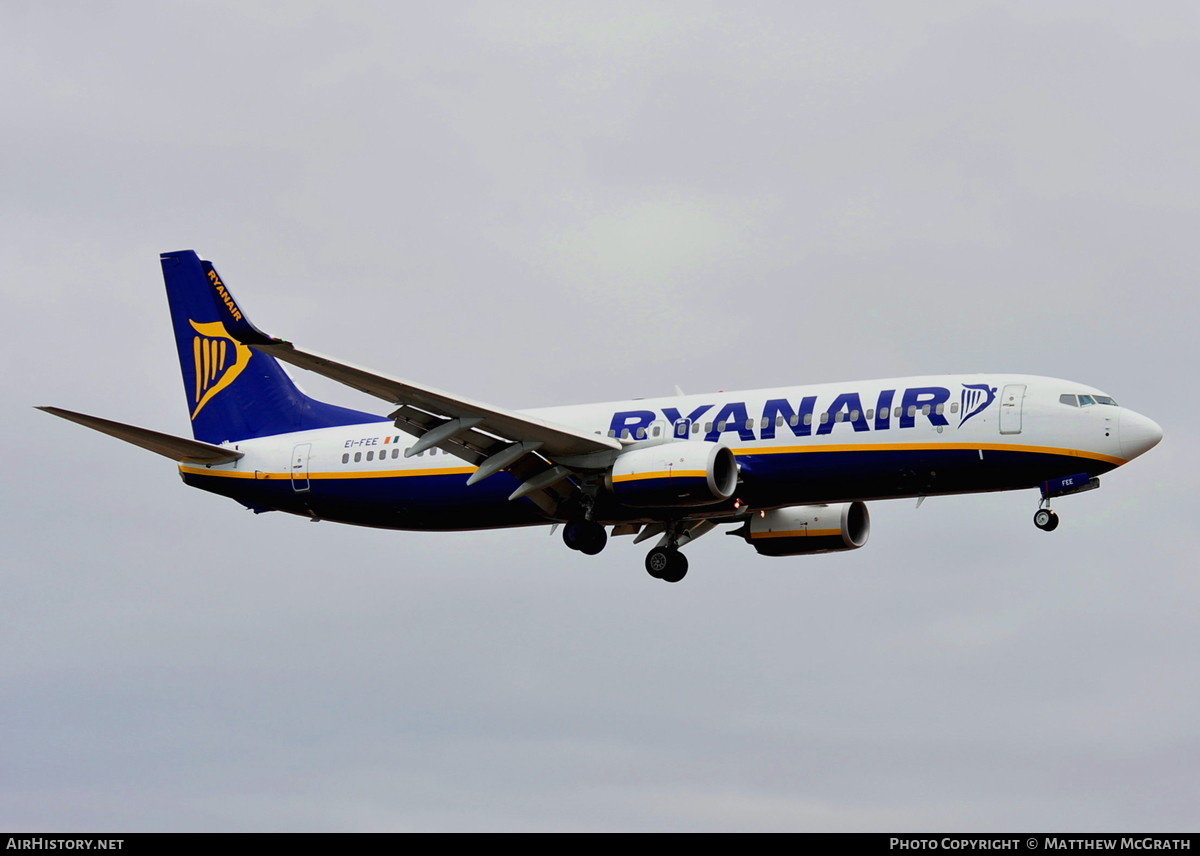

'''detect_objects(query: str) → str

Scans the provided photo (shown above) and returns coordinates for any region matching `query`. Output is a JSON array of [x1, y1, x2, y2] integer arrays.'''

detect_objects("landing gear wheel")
[[1033, 508, 1059, 531], [563, 521, 607, 554], [645, 547, 670, 578], [579, 526, 607, 555], [660, 552, 688, 583], [645, 548, 688, 583]]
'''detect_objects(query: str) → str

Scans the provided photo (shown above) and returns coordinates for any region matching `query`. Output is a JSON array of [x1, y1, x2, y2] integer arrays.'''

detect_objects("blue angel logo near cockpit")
[[38, 251, 1164, 584], [959, 383, 997, 428]]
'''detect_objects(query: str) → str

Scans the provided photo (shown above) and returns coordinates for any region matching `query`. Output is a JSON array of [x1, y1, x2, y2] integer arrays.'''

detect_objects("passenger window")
[[746, 418, 755, 429], [865, 409, 875, 420], [820, 413, 830, 424], [608, 429, 616, 438], [834, 412, 844, 422], [367, 450, 374, 461], [636, 428, 646, 439], [950, 402, 959, 413], [789, 415, 799, 427], [850, 410, 860, 421], [651, 426, 660, 437], [776, 416, 784, 428], [894, 406, 903, 418], [354, 452, 362, 462], [692, 422, 700, 434], [717, 421, 727, 431], [392, 448, 399, 459], [803, 413, 813, 426], [935, 403, 944, 415], [921, 405, 931, 416], [704, 422, 712, 433], [908, 406, 917, 417], [342, 453, 349, 464]]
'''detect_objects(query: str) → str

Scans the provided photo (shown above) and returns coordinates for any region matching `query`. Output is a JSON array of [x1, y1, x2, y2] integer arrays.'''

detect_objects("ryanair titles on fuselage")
[[608, 384, 998, 443]]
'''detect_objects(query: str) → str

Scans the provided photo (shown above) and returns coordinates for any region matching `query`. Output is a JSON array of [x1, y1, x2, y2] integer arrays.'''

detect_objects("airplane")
[[39, 250, 1164, 583]]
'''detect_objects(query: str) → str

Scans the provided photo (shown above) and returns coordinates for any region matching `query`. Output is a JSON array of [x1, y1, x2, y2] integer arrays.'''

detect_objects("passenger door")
[[999, 384, 1026, 435], [291, 443, 312, 492]]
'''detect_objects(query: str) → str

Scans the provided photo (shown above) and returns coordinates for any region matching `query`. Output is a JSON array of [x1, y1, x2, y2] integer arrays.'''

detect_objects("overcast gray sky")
[[3, 1, 1197, 832]]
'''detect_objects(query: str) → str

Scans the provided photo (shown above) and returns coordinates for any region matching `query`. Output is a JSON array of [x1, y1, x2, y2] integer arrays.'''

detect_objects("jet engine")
[[608, 442, 738, 508], [732, 502, 870, 556]]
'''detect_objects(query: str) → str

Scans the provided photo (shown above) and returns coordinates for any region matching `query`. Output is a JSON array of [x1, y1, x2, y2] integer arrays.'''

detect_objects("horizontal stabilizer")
[[37, 407, 244, 464]]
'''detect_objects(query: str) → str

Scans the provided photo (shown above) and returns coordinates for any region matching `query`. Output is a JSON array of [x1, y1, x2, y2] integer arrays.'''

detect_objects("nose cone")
[[1119, 410, 1164, 460]]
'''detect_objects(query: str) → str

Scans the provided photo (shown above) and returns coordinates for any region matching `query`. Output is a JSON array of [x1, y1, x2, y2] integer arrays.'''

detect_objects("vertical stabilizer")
[[161, 250, 381, 443]]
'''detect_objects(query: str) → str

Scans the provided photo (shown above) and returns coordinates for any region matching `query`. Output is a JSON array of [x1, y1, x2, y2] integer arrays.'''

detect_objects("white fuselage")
[[178, 374, 1161, 531]]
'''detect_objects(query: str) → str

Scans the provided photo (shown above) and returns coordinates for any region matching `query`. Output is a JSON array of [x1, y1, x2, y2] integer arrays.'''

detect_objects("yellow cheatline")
[[179, 465, 477, 480], [309, 467, 477, 480], [611, 470, 708, 483], [178, 466, 259, 479], [732, 441, 1126, 467], [181, 443, 1126, 481], [751, 528, 841, 539]]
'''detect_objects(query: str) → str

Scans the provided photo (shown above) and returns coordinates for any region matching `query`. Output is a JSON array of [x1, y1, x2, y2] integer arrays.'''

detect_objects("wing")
[[224, 312, 621, 517]]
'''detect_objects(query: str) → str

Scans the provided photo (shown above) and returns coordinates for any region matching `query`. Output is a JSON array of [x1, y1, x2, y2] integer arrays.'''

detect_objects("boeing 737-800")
[[40, 250, 1163, 582]]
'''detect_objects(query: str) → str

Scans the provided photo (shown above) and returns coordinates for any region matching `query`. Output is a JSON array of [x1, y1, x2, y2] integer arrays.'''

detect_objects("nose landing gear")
[[1033, 472, 1101, 532], [1033, 507, 1059, 531]]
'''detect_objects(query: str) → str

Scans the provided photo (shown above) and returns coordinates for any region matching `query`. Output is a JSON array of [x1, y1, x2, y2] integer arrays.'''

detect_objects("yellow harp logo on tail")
[[189, 320, 253, 420]]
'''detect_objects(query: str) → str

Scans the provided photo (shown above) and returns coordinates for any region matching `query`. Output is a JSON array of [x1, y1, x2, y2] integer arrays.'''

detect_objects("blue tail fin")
[[161, 250, 382, 443]]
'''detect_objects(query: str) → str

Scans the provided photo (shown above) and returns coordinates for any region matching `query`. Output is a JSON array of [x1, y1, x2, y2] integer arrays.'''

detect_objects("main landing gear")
[[642, 520, 690, 583], [563, 520, 607, 555], [645, 547, 688, 583], [563, 518, 690, 583]]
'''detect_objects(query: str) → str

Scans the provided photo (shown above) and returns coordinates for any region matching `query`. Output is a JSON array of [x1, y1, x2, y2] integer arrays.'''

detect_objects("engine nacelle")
[[608, 442, 738, 508], [735, 502, 870, 556]]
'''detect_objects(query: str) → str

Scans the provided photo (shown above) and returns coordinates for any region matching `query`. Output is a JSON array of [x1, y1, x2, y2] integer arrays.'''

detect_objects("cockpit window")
[[1061, 392, 1119, 407]]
